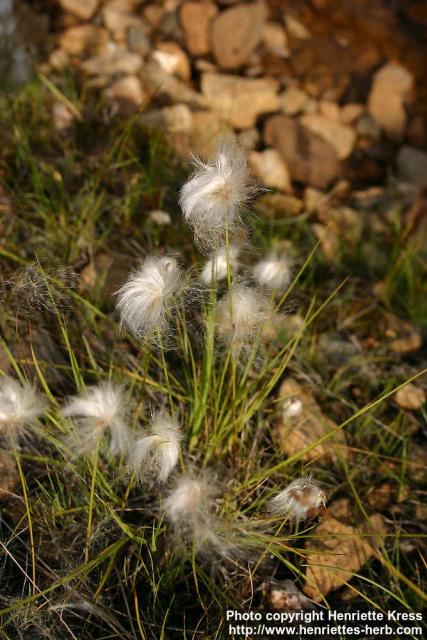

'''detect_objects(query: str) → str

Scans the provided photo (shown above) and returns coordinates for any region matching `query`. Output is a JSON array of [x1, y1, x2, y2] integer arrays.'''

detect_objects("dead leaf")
[[304, 515, 386, 601], [275, 378, 348, 465], [395, 383, 426, 410]]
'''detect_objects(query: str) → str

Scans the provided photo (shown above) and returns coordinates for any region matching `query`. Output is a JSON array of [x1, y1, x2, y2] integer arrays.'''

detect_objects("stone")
[[264, 115, 341, 189], [211, 2, 267, 69], [368, 63, 414, 140], [143, 4, 164, 27], [127, 23, 150, 56], [284, 14, 311, 39], [143, 60, 206, 108], [148, 210, 172, 225], [53, 102, 74, 131], [262, 21, 289, 56], [256, 193, 303, 218], [319, 100, 340, 121], [190, 110, 234, 157], [106, 75, 146, 114], [102, 1, 145, 43], [201, 73, 279, 129], [356, 114, 381, 140], [180, 1, 218, 56], [300, 114, 356, 160], [341, 103, 365, 125], [59, 0, 99, 21], [237, 127, 260, 151], [397, 146, 427, 189], [275, 378, 347, 465], [250, 149, 291, 192], [304, 186, 325, 212], [140, 104, 193, 134], [152, 42, 191, 82], [48, 48, 70, 71], [58, 25, 109, 55], [278, 87, 308, 115], [81, 48, 142, 76]]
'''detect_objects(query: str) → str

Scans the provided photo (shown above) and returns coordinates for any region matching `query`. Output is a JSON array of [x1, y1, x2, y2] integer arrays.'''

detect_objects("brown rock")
[[81, 49, 142, 76], [395, 383, 426, 410], [59, 0, 99, 20], [262, 21, 289, 56], [275, 378, 347, 465], [201, 73, 279, 128], [264, 115, 341, 189], [278, 87, 308, 115], [319, 100, 340, 121], [106, 76, 146, 114], [143, 60, 206, 107], [102, 1, 145, 43], [304, 516, 386, 601], [267, 580, 314, 611], [301, 114, 356, 160], [397, 146, 427, 189], [58, 25, 109, 55], [340, 103, 365, 125], [152, 42, 191, 82], [368, 63, 414, 140], [180, 1, 218, 56], [190, 110, 234, 157], [256, 193, 303, 218], [211, 2, 267, 70], [0, 449, 19, 503], [250, 149, 291, 192], [284, 14, 311, 39]]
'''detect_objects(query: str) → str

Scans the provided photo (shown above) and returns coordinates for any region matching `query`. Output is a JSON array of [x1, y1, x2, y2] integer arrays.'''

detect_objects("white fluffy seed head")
[[268, 477, 326, 521], [164, 473, 221, 550], [0, 376, 46, 446], [215, 284, 268, 356], [179, 142, 254, 253], [128, 411, 183, 484], [200, 245, 240, 285], [253, 254, 291, 293], [62, 382, 131, 457]]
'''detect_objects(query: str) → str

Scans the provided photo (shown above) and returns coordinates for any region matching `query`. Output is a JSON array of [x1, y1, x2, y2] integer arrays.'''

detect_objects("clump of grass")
[[0, 78, 426, 639]]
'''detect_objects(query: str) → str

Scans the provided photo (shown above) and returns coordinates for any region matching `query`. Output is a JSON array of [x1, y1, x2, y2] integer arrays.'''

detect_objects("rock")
[[180, 1, 218, 56], [267, 580, 314, 611], [304, 516, 386, 602], [201, 73, 279, 128], [395, 383, 426, 410], [148, 210, 172, 225], [143, 4, 164, 28], [319, 100, 340, 121], [0, 449, 19, 503], [397, 146, 427, 189], [190, 110, 234, 157], [48, 48, 71, 71], [53, 102, 74, 132], [275, 378, 347, 465], [250, 149, 291, 192], [304, 186, 325, 212], [341, 103, 365, 125], [368, 63, 414, 140], [237, 127, 260, 151], [81, 49, 142, 76], [58, 25, 109, 55], [278, 87, 308, 115], [256, 193, 303, 218], [152, 42, 191, 82], [356, 114, 381, 141], [106, 76, 146, 114], [59, 0, 99, 21], [140, 103, 193, 134], [127, 23, 150, 56], [264, 115, 341, 189], [211, 2, 267, 70], [284, 14, 311, 39], [300, 114, 356, 160], [383, 312, 422, 355], [143, 60, 206, 108], [102, 1, 145, 43], [262, 21, 289, 56]]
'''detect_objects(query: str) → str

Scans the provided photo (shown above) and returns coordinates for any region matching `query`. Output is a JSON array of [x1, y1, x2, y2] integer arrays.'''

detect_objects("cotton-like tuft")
[[62, 382, 131, 457], [0, 376, 46, 446], [128, 411, 183, 484], [200, 245, 240, 285], [164, 473, 223, 550], [115, 256, 183, 347], [253, 254, 291, 293], [215, 284, 269, 356], [179, 142, 254, 253], [268, 477, 326, 521]]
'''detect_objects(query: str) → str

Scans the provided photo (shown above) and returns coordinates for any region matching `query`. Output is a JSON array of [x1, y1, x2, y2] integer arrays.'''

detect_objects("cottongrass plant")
[[179, 141, 255, 253], [115, 255, 185, 347], [268, 477, 327, 522], [62, 382, 131, 457], [0, 375, 46, 447], [200, 244, 240, 285], [253, 253, 292, 293], [128, 411, 183, 484]]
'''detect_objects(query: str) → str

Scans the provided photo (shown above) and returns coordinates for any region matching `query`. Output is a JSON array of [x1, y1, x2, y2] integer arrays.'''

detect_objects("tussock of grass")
[[0, 78, 426, 639]]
